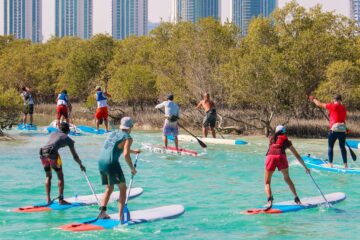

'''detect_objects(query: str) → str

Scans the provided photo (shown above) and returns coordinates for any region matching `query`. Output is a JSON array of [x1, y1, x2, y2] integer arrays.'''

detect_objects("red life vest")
[[266, 135, 292, 156]]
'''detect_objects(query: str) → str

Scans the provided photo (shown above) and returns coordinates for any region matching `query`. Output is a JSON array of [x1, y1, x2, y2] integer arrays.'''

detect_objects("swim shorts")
[[203, 111, 217, 128], [41, 154, 62, 172], [100, 171, 125, 185], [265, 154, 289, 171], [95, 107, 108, 120], [23, 104, 34, 115], [56, 105, 68, 120], [163, 122, 178, 137]]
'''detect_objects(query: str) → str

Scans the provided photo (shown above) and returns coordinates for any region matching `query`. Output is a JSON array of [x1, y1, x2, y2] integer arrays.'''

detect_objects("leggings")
[[328, 131, 347, 163]]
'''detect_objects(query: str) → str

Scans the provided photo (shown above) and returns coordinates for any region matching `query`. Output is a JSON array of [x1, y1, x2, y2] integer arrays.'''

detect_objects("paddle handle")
[[83, 171, 101, 206], [125, 153, 139, 205], [309, 174, 331, 208]]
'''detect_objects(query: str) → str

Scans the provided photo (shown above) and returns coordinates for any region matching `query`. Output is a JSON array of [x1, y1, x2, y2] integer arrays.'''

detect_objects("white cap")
[[120, 117, 134, 130], [275, 125, 285, 133]]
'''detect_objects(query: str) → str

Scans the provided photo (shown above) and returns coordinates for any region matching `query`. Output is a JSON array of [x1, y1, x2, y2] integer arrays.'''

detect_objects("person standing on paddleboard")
[[155, 94, 180, 149], [56, 90, 71, 127], [196, 93, 217, 138], [264, 125, 310, 210], [40, 122, 85, 204], [95, 86, 111, 132], [97, 117, 140, 223], [309, 95, 348, 168], [20, 86, 35, 126]]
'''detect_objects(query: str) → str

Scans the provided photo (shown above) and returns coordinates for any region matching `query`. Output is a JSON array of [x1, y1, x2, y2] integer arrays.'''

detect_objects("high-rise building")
[[112, 0, 148, 40], [3, 0, 42, 42], [172, 0, 221, 23], [351, 0, 360, 26], [55, 0, 93, 39], [232, 0, 277, 35]]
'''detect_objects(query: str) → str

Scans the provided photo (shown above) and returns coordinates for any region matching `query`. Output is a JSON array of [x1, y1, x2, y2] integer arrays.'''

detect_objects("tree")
[[0, 85, 23, 136]]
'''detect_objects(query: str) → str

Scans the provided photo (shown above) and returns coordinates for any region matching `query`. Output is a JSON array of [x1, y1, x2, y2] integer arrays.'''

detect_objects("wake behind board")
[[77, 125, 110, 135], [141, 143, 198, 157], [174, 134, 247, 146], [303, 155, 360, 175], [59, 204, 185, 232], [13, 188, 143, 213], [242, 192, 346, 215], [17, 123, 37, 131], [346, 140, 360, 149]]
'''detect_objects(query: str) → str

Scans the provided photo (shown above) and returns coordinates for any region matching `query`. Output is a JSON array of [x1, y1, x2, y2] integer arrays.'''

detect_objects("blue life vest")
[[58, 93, 68, 102], [96, 91, 107, 101]]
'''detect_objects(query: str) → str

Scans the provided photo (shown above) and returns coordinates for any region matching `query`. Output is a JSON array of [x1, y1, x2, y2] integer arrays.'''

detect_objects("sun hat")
[[120, 117, 134, 130]]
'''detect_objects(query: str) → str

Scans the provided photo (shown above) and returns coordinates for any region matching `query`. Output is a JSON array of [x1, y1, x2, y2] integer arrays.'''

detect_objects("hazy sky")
[[0, 0, 350, 42]]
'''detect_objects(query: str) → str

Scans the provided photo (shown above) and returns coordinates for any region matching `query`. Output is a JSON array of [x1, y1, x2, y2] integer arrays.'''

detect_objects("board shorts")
[[203, 111, 217, 128], [95, 107, 108, 120], [56, 105, 68, 119], [265, 154, 289, 171], [23, 104, 34, 115], [100, 171, 125, 186], [163, 122, 178, 137], [40, 154, 62, 172]]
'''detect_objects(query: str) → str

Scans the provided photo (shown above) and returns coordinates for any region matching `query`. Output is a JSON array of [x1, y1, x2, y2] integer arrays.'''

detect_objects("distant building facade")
[[232, 0, 277, 35], [55, 0, 93, 39], [3, 0, 42, 42], [172, 0, 221, 23], [351, 0, 360, 26], [112, 0, 148, 40]]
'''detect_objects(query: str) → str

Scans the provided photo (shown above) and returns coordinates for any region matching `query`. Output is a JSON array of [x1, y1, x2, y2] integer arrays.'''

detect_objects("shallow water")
[[1, 129, 360, 240]]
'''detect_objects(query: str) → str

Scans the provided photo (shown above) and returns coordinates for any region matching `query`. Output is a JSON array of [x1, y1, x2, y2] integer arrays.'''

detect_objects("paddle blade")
[[348, 144, 357, 161], [123, 205, 130, 224], [197, 138, 207, 148]]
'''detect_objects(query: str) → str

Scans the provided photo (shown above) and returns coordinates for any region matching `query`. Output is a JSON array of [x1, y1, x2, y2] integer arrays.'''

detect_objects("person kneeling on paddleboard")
[[155, 94, 180, 149], [309, 94, 348, 168], [40, 122, 85, 204], [264, 125, 310, 210], [98, 117, 140, 223]]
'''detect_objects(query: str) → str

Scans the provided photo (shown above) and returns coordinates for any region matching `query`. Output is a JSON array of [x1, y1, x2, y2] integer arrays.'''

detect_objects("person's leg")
[[280, 168, 300, 202], [163, 135, 168, 148], [118, 182, 127, 224], [29, 114, 33, 125], [104, 118, 109, 131], [328, 131, 336, 168], [210, 127, 216, 138], [202, 127, 207, 138], [45, 170, 52, 203], [337, 132, 348, 168], [55, 168, 68, 204], [175, 136, 179, 150], [98, 184, 114, 219], [23, 114, 27, 125], [264, 170, 274, 207]]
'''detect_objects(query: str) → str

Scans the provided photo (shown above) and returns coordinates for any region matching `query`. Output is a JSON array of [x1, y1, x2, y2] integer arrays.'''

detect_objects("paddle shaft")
[[309, 174, 331, 208], [316, 107, 357, 161], [82, 171, 101, 206], [157, 108, 207, 148], [125, 153, 139, 205]]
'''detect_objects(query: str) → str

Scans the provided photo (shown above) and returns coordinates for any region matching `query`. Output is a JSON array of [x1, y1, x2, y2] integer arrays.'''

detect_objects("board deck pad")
[[242, 192, 346, 215], [173, 134, 247, 145], [303, 155, 360, 174], [77, 125, 110, 135], [346, 140, 360, 149], [141, 143, 198, 157], [59, 204, 185, 232], [13, 188, 143, 213]]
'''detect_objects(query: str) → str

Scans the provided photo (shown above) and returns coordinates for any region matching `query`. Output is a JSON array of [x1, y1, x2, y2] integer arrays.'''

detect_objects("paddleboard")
[[77, 125, 110, 135], [13, 188, 143, 213], [59, 204, 185, 231], [303, 155, 360, 174], [174, 134, 247, 145], [46, 121, 81, 136], [141, 143, 198, 157], [17, 123, 37, 131], [346, 140, 360, 149], [242, 192, 346, 214]]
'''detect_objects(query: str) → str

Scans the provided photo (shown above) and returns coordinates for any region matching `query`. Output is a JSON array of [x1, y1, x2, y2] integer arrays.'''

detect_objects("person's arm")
[[289, 145, 310, 174], [155, 101, 165, 109], [309, 96, 327, 109], [69, 146, 86, 171], [123, 139, 137, 175], [195, 100, 203, 110]]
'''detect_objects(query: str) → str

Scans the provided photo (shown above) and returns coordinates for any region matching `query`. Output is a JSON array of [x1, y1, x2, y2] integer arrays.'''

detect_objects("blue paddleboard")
[[346, 140, 360, 149], [46, 126, 81, 136], [17, 123, 37, 131], [77, 125, 110, 135], [303, 155, 360, 174]]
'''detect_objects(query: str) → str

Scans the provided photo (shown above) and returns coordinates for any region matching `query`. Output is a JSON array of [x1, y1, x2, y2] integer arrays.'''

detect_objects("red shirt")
[[266, 135, 292, 156], [325, 103, 346, 128]]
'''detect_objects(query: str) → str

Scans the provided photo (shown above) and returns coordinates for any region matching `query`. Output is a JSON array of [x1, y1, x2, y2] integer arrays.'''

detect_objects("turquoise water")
[[1, 129, 360, 239]]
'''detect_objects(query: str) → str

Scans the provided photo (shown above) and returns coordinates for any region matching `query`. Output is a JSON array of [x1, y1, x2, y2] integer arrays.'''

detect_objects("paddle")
[[82, 171, 101, 206], [123, 153, 139, 224], [317, 106, 357, 161], [157, 108, 207, 148], [308, 174, 331, 208]]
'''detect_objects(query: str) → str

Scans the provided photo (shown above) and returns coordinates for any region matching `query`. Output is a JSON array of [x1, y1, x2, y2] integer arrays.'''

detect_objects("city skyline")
[[172, 0, 221, 23], [0, 0, 351, 42]]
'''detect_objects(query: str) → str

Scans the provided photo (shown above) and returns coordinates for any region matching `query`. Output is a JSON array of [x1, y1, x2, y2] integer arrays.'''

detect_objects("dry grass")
[[32, 103, 360, 137]]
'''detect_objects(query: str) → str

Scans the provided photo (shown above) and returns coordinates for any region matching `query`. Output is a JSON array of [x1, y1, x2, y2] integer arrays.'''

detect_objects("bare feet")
[[98, 211, 110, 219], [294, 196, 301, 205], [59, 199, 71, 205], [344, 163, 348, 168]]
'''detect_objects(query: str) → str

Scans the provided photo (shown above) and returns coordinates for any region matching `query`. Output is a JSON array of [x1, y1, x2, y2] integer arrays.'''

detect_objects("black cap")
[[333, 94, 342, 101], [59, 122, 70, 134], [167, 94, 174, 101]]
